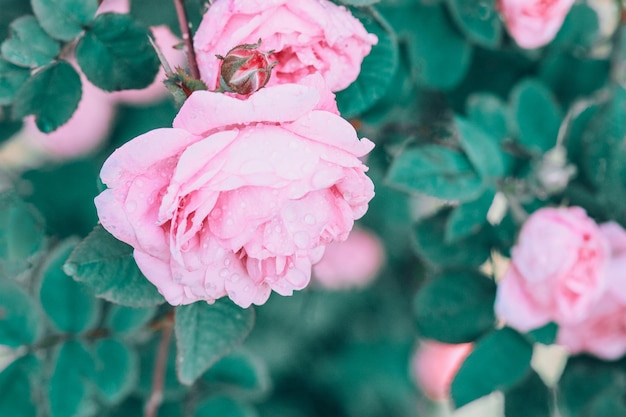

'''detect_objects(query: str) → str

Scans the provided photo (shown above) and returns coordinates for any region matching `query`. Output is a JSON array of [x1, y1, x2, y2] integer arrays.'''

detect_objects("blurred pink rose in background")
[[411, 341, 473, 401], [497, 0, 576, 48], [23, 68, 116, 159], [193, 0, 377, 92], [95, 75, 375, 308], [313, 227, 384, 289], [556, 221, 626, 360], [495, 207, 608, 332]]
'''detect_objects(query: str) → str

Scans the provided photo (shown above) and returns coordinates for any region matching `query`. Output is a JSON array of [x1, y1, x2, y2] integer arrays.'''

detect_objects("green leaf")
[[446, 0, 502, 48], [105, 305, 156, 335], [414, 270, 496, 343], [407, 3, 472, 89], [195, 396, 257, 417], [386, 145, 485, 202], [445, 188, 495, 242], [527, 322, 558, 345], [451, 327, 533, 408], [64, 224, 165, 308], [93, 338, 138, 405], [413, 208, 492, 268], [455, 115, 505, 179], [0, 355, 38, 417], [21, 159, 100, 239], [48, 340, 95, 417], [0, 191, 45, 271], [0, 279, 42, 347], [580, 387, 626, 417], [510, 78, 562, 154], [0, 15, 59, 67], [336, 8, 398, 117], [551, 3, 600, 52], [557, 356, 621, 417], [12, 60, 82, 133], [0, 115, 22, 144], [0, 57, 30, 105], [0, 1, 32, 43], [31, 0, 98, 41], [504, 371, 551, 417], [466, 93, 510, 141], [338, 0, 380, 5], [75, 13, 160, 91], [39, 239, 100, 333], [175, 299, 255, 385], [202, 349, 270, 398]]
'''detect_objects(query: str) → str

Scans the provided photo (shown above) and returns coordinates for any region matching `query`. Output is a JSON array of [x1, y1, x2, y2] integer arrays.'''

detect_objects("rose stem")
[[173, 0, 201, 79], [144, 314, 175, 417]]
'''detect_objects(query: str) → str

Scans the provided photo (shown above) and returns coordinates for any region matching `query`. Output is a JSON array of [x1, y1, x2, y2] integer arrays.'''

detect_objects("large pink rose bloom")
[[411, 341, 473, 401], [557, 221, 626, 360], [193, 0, 378, 92], [495, 207, 608, 332], [95, 75, 375, 308], [498, 0, 576, 48], [313, 227, 384, 289]]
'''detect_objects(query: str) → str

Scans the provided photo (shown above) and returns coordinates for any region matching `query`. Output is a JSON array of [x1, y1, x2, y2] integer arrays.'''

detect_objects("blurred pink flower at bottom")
[[411, 341, 473, 401], [312, 227, 384, 289]]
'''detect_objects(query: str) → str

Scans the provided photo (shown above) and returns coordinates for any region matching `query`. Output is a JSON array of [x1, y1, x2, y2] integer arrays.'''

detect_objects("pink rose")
[[24, 66, 115, 159], [312, 227, 384, 289], [556, 221, 626, 360], [193, 0, 378, 92], [411, 341, 473, 401], [495, 207, 608, 332], [498, 0, 576, 48], [94, 75, 375, 308]]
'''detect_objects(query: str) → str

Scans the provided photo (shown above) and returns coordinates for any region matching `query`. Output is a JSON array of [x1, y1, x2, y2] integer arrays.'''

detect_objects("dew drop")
[[135, 178, 144, 187], [304, 214, 316, 225], [231, 274, 240, 283], [211, 208, 222, 218], [224, 258, 231, 266], [244, 285, 250, 292], [126, 201, 137, 213], [219, 268, 229, 277], [202, 242, 209, 249], [226, 219, 234, 226]]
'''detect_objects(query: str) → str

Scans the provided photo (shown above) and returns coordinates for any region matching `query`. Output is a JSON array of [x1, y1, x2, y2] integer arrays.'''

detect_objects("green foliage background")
[[1, 0, 625, 416]]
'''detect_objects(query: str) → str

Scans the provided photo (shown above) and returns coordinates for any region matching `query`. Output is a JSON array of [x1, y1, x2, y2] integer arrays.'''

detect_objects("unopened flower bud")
[[216, 39, 276, 95]]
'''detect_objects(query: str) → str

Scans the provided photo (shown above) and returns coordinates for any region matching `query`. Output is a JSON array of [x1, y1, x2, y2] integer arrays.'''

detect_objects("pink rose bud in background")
[[411, 341, 473, 401], [313, 227, 385, 290], [495, 207, 608, 332], [497, 0, 576, 48], [95, 74, 375, 308], [23, 67, 116, 159], [217, 40, 276, 95], [193, 0, 378, 92]]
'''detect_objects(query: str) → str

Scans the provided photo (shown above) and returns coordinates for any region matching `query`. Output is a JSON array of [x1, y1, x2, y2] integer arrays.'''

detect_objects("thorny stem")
[[144, 311, 175, 417], [173, 0, 201, 80]]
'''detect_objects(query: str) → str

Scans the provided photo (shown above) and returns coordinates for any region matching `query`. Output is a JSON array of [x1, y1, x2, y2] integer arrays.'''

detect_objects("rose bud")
[[216, 40, 276, 95]]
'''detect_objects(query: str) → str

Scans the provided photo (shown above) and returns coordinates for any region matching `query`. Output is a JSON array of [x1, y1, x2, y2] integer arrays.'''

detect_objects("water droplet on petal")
[[244, 285, 250, 292], [304, 214, 316, 225], [224, 258, 231, 266], [211, 208, 222, 218], [219, 268, 229, 277], [226, 219, 234, 226], [231, 274, 240, 282], [126, 201, 137, 213]]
